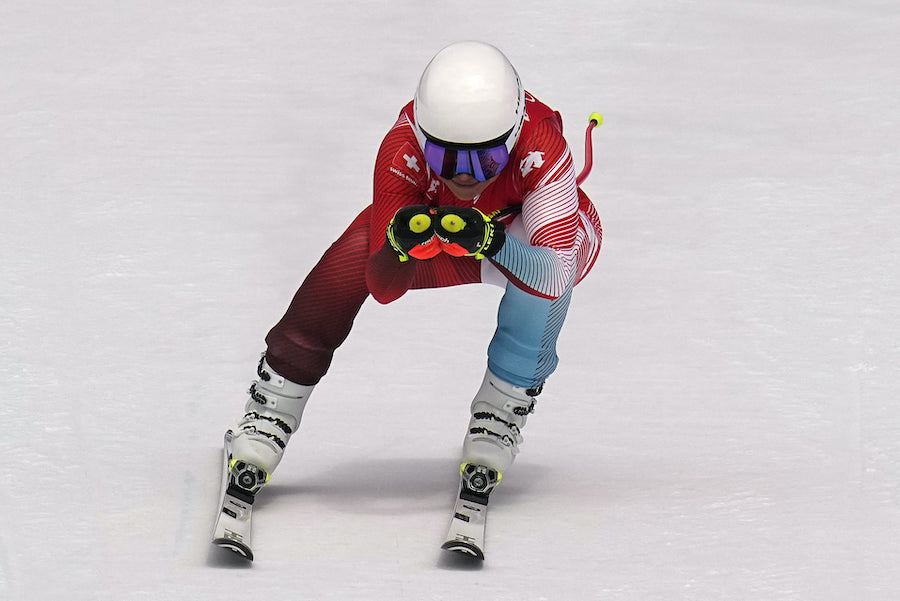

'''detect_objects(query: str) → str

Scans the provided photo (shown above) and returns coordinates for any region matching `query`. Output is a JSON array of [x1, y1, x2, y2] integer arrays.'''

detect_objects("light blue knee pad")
[[487, 281, 574, 390]]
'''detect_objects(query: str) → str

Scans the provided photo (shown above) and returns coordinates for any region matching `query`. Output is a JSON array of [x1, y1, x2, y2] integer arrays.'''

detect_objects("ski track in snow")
[[1, 1, 898, 600]]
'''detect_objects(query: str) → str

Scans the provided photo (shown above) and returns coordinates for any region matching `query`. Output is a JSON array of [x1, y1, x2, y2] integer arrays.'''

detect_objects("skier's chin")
[[441, 176, 495, 200]]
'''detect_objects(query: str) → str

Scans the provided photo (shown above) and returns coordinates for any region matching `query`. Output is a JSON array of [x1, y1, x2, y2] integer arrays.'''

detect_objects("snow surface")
[[2, 1, 899, 599]]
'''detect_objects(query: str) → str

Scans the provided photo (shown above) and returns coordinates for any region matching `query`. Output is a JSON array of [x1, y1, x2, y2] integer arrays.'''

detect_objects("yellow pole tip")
[[589, 112, 604, 126]]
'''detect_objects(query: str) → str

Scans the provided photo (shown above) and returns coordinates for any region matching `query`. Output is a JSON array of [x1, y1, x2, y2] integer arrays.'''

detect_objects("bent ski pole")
[[576, 112, 603, 187]]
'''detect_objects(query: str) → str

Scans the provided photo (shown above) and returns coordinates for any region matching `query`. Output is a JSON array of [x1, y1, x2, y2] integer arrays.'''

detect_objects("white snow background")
[[1, 1, 898, 600]]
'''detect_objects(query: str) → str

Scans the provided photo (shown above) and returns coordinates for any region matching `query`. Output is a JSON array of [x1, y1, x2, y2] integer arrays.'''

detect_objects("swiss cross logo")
[[520, 151, 545, 178], [390, 142, 424, 186]]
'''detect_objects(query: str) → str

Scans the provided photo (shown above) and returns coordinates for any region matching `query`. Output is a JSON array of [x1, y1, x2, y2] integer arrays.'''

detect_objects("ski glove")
[[434, 206, 506, 260], [386, 205, 441, 262]]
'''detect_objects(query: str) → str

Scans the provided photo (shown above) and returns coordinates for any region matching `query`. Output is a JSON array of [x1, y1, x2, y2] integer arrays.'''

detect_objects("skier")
[[220, 41, 602, 550]]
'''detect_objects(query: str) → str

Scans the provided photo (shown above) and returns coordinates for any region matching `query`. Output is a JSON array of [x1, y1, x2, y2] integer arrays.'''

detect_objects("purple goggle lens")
[[422, 140, 510, 182]]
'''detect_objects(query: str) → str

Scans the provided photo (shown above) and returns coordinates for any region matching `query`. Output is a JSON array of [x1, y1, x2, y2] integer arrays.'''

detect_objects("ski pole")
[[575, 112, 603, 187]]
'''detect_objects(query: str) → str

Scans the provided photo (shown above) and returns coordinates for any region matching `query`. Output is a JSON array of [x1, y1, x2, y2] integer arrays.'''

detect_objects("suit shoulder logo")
[[389, 141, 424, 186], [519, 151, 545, 178]]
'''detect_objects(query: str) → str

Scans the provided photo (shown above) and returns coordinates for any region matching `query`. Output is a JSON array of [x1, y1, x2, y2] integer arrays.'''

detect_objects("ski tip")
[[441, 540, 485, 561], [213, 538, 254, 562]]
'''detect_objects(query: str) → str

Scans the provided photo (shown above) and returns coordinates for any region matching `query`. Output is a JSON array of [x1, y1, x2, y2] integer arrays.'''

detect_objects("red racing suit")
[[265, 93, 602, 386]]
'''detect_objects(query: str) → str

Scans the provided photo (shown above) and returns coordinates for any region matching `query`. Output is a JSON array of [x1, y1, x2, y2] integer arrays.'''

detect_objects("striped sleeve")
[[489, 120, 587, 299]]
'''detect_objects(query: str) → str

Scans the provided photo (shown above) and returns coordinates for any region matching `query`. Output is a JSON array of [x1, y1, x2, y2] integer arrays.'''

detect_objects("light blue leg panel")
[[487, 281, 574, 390]]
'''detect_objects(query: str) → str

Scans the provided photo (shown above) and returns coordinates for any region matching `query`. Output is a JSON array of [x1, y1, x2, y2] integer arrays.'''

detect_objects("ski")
[[211, 430, 267, 561], [440, 464, 499, 560], [441, 494, 488, 559]]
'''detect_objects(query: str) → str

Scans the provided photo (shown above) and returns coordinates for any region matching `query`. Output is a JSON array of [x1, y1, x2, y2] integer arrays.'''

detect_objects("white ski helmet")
[[413, 41, 526, 154]]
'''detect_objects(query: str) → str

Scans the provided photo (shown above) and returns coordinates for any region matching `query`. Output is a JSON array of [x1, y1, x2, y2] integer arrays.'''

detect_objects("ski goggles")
[[421, 129, 512, 182]]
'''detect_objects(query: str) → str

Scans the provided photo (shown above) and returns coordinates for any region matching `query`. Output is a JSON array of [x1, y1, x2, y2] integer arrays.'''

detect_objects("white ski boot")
[[228, 355, 314, 487], [461, 369, 539, 486]]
